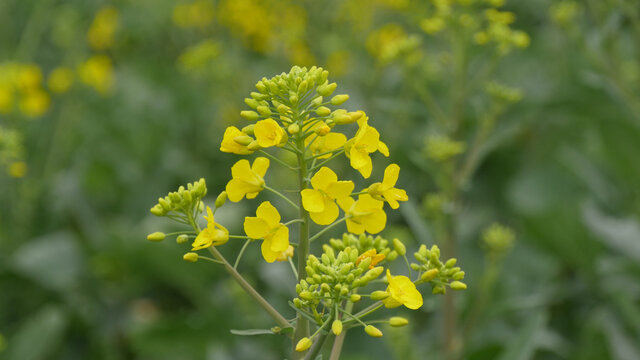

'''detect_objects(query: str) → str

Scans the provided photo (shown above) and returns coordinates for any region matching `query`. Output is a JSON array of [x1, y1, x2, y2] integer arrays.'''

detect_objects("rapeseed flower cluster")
[[147, 66, 465, 357]]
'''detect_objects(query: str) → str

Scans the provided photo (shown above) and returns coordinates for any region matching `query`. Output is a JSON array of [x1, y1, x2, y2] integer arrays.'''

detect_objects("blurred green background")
[[1, 0, 639, 359]]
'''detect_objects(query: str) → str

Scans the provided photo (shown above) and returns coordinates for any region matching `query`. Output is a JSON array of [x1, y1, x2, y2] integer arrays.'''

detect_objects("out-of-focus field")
[[1, 1, 639, 359]]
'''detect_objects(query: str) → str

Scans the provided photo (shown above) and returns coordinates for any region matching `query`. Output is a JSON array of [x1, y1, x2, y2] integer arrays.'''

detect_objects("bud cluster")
[[149, 178, 207, 217], [411, 244, 467, 294], [293, 246, 385, 316], [328, 233, 401, 263]]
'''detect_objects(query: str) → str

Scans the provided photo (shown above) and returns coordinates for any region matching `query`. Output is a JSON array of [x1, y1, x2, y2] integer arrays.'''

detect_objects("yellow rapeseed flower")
[[220, 126, 254, 155], [254, 118, 287, 148], [338, 194, 386, 234], [244, 201, 290, 263], [226, 157, 269, 202], [78, 55, 114, 95], [275, 245, 294, 262], [356, 249, 385, 269], [344, 116, 389, 178], [8, 161, 27, 178], [47, 67, 74, 94], [192, 206, 229, 250], [15, 65, 42, 91], [305, 131, 347, 159], [366, 164, 408, 209], [301, 166, 354, 225], [19, 89, 50, 117], [88, 6, 119, 50], [0, 85, 14, 113], [382, 269, 423, 310]]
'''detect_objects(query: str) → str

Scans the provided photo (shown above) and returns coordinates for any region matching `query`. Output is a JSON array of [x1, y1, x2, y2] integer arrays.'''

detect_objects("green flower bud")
[[389, 317, 409, 327], [147, 232, 166, 242], [176, 234, 189, 244], [432, 285, 446, 295], [332, 319, 343, 335], [311, 96, 323, 107], [247, 141, 261, 151], [318, 82, 337, 97], [255, 81, 267, 93], [330, 94, 349, 105], [452, 271, 465, 280], [410, 263, 421, 271], [150, 204, 165, 216], [421, 269, 439, 282], [241, 124, 255, 136], [393, 238, 406, 256], [365, 325, 383, 337], [371, 290, 390, 300], [215, 191, 227, 208], [295, 337, 312, 352], [386, 250, 398, 262], [298, 80, 309, 94], [364, 266, 384, 280], [289, 94, 298, 104], [450, 281, 467, 290], [316, 106, 331, 117], [349, 294, 361, 302], [240, 110, 259, 121], [244, 98, 259, 108], [277, 104, 291, 114], [293, 298, 303, 308], [445, 258, 457, 268], [183, 252, 198, 262], [158, 197, 171, 211], [349, 111, 363, 122], [256, 105, 271, 116], [299, 291, 313, 300], [233, 135, 253, 146]]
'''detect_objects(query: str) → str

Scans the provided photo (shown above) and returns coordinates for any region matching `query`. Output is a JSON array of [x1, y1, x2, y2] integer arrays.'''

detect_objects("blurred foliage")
[[1, 0, 639, 359]]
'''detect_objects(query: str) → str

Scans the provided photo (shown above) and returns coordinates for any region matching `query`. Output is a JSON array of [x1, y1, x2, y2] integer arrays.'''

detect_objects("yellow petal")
[[220, 126, 252, 155], [244, 217, 270, 239], [346, 218, 365, 234], [310, 198, 339, 225], [256, 201, 281, 228], [226, 179, 247, 202], [268, 225, 289, 252], [337, 196, 355, 212], [231, 159, 253, 183], [251, 157, 270, 178], [356, 157, 373, 178], [255, 119, 283, 148], [378, 140, 389, 157], [382, 164, 400, 189], [363, 209, 386, 234], [310, 166, 338, 191], [325, 180, 354, 200], [261, 239, 280, 263], [301, 189, 325, 213]]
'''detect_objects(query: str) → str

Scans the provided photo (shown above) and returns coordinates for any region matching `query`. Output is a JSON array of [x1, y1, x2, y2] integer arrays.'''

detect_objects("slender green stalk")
[[233, 239, 251, 269], [265, 185, 300, 210], [207, 246, 291, 330], [259, 150, 299, 171], [305, 312, 334, 360], [329, 300, 354, 360], [309, 216, 349, 243]]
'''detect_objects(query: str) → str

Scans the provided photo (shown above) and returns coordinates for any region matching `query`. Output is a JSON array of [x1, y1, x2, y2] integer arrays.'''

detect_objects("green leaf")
[[6, 305, 67, 360], [230, 329, 277, 336], [582, 202, 640, 263], [497, 311, 548, 360]]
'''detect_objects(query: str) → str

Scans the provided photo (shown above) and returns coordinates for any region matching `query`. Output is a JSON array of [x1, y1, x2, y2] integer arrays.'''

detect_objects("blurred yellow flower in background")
[[48, 67, 74, 94], [78, 55, 114, 95], [88, 6, 119, 50]]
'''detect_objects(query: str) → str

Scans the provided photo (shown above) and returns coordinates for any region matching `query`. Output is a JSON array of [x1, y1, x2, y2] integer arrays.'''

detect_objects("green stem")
[[264, 185, 300, 210], [305, 313, 334, 360], [329, 299, 354, 360], [309, 149, 345, 172], [233, 239, 251, 269], [293, 117, 311, 359], [309, 216, 349, 243], [259, 150, 299, 171], [207, 246, 291, 330]]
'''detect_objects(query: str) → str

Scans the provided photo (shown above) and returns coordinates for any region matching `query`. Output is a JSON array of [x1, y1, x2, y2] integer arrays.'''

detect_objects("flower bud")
[[311, 96, 323, 107], [349, 294, 361, 302], [289, 94, 298, 104], [314, 123, 331, 136], [244, 98, 259, 108], [298, 80, 309, 94], [295, 337, 312, 352], [241, 124, 255, 136], [349, 111, 363, 122], [318, 82, 337, 97], [215, 191, 227, 208], [332, 320, 343, 336], [453, 271, 465, 280], [371, 290, 390, 300], [176, 234, 189, 244], [332, 112, 352, 124], [330, 94, 349, 105], [158, 197, 171, 211], [150, 204, 164, 216], [389, 317, 409, 327], [393, 238, 406, 256], [233, 135, 253, 146], [445, 258, 457, 268], [240, 110, 259, 121], [183, 252, 198, 262], [288, 123, 300, 135], [277, 104, 291, 114], [299, 291, 313, 300], [364, 325, 383, 337], [147, 232, 166, 242], [247, 141, 261, 151], [256, 105, 271, 116], [450, 281, 467, 290], [316, 106, 331, 117], [421, 269, 439, 282]]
